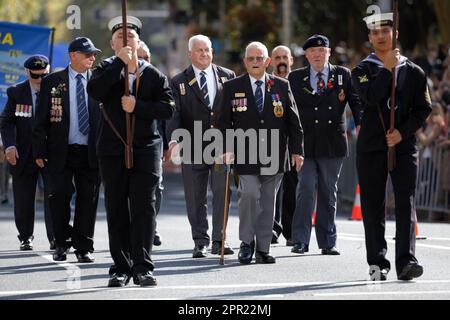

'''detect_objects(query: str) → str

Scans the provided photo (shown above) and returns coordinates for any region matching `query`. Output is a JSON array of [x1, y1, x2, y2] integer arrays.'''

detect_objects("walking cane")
[[219, 164, 231, 265]]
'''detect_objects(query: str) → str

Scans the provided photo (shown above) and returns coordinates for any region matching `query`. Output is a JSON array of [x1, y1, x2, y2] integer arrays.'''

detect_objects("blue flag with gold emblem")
[[0, 21, 53, 112]]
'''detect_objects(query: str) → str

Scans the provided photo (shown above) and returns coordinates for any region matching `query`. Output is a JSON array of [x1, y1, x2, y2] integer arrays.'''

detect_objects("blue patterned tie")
[[255, 80, 264, 114], [200, 71, 211, 109], [317, 72, 325, 95], [76, 74, 89, 135]]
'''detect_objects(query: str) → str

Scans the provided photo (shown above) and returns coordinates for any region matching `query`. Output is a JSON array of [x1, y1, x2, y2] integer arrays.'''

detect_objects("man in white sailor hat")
[[352, 11, 432, 282]]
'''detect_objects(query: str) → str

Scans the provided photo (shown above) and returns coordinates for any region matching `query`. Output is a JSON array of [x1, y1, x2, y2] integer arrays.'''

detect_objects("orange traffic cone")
[[416, 222, 427, 240], [350, 184, 362, 221]]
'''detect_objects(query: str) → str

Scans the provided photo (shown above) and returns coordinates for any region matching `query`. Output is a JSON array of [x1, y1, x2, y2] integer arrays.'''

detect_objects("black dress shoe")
[[108, 273, 131, 287], [211, 241, 234, 255], [49, 240, 56, 251], [370, 267, 390, 281], [321, 247, 340, 255], [255, 251, 276, 264], [75, 251, 95, 263], [238, 242, 254, 264], [53, 247, 68, 261], [398, 262, 423, 281], [153, 232, 162, 246], [291, 243, 309, 254], [20, 236, 34, 251], [133, 271, 157, 287], [192, 245, 208, 258]]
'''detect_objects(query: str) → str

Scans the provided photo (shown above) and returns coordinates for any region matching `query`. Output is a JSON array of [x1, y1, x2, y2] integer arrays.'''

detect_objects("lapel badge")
[[221, 77, 228, 84]]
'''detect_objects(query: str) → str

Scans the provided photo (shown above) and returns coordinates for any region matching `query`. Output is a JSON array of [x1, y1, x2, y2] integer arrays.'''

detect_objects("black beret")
[[303, 34, 330, 51], [24, 55, 49, 70]]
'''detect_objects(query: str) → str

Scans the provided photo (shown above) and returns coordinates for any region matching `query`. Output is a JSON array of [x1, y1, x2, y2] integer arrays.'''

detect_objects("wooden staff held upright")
[[121, 0, 133, 169], [388, 0, 398, 172]]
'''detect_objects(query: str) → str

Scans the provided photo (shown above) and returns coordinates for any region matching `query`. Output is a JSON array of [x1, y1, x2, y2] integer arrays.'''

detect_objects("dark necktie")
[[255, 80, 264, 114], [317, 72, 325, 95], [34, 91, 39, 118], [76, 74, 89, 135], [200, 71, 211, 109]]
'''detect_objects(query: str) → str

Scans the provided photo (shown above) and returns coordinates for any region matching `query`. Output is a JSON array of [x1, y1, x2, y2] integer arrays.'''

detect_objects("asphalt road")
[[1, 172, 450, 301]]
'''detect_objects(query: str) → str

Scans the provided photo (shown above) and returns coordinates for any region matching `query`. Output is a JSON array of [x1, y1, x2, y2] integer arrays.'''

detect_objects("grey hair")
[[272, 45, 292, 56], [188, 35, 212, 51], [245, 42, 269, 58]]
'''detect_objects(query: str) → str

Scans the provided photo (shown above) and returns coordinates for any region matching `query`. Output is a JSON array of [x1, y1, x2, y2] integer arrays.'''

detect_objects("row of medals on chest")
[[15, 104, 33, 118], [232, 94, 284, 118], [50, 97, 63, 122]]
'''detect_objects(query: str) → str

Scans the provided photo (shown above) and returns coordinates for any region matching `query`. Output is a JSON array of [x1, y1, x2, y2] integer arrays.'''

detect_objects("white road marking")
[[315, 290, 450, 297], [3, 280, 450, 298], [339, 232, 450, 242], [339, 235, 450, 251]]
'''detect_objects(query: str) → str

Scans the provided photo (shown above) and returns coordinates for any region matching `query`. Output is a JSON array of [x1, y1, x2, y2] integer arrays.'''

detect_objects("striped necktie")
[[76, 74, 89, 135], [200, 71, 211, 109], [255, 80, 264, 114]]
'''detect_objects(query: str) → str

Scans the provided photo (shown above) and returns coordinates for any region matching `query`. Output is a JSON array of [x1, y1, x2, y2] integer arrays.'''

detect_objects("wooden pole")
[[121, 0, 133, 169], [388, 0, 398, 172]]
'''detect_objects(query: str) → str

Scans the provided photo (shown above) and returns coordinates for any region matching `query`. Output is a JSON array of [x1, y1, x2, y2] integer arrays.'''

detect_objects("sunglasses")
[[29, 72, 49, 79], [246, 56, 265, 63]]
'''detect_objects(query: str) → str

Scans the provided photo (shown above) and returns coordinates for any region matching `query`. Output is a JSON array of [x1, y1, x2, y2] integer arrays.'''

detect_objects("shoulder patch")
[[358, 75, 369, 83]]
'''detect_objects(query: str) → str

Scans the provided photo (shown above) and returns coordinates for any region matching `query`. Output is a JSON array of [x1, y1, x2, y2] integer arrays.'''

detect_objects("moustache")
[[277, 63, 288, 73]]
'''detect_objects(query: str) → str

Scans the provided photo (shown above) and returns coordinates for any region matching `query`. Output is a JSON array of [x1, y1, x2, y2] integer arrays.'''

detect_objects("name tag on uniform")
[[235, 93, 246, 98], [188, 78, 197, 86]]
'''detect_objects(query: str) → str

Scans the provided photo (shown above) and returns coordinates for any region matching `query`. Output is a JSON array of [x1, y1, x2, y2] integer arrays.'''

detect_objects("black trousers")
[[273, 168, 297, 240], [47, 145, 100, 252], [99, 153, 159, 276], [12, 159, 53, 242], [357, 151, 419, 274]]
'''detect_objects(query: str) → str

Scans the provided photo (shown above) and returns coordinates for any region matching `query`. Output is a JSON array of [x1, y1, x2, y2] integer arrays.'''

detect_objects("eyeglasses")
[[29, 72, 49, 79], [246, 56, 265, 63]]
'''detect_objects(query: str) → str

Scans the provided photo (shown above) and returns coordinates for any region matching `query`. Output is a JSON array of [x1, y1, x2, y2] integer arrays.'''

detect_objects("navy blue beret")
[[303, 35, 330, 51], [24, 55, 49, 70]]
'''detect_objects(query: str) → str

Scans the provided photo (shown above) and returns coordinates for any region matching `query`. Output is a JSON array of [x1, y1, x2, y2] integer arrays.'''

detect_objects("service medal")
[[272, 94, 284, 118], [338, 89, 345, 102]]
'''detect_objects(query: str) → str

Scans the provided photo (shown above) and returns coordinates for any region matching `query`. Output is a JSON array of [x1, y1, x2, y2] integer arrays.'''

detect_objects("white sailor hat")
[[363, 13, 394, 30], [108, 16, 142, 35]]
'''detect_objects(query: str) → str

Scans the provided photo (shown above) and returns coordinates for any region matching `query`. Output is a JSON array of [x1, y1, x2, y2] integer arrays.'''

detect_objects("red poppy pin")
[[327, 79, 334, 90], [267, 79, 274, 92]]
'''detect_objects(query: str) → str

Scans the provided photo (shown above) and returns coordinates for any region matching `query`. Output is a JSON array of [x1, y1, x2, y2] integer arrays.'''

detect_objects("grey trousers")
[[238, 174, 283, 253], [182, 164, 230, 247], [291, 157, 344, 249]]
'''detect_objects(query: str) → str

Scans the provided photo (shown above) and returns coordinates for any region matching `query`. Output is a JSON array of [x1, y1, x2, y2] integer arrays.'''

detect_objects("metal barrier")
[[338, 135, 358, 204], [338, 136, 450, 217], [416, 145, 450, 216]]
